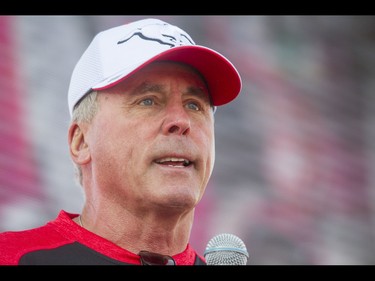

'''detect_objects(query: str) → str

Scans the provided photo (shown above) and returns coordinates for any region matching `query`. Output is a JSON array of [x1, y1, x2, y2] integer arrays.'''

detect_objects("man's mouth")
[[155, 157, 192, 167]]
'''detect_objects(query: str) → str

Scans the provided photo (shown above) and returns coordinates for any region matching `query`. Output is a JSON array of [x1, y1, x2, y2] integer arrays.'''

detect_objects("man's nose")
[[161, 104, 191, 136]]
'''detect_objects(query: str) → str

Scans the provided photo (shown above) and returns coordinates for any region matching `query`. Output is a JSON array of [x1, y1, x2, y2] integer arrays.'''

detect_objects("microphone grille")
[[204, 233, 249, 265]]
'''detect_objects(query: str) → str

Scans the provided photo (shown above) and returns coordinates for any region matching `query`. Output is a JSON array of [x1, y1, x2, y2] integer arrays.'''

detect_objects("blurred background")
[[1, 15, 375, 265]]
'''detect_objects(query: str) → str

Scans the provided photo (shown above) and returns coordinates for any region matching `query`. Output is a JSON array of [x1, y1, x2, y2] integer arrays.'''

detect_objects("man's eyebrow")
[[132, 82, 165, 95], [130, 82, 209, 100], [183, 86, 210, 101]]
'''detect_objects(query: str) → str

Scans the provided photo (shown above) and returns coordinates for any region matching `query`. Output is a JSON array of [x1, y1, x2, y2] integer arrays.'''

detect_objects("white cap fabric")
[[68, 18, 242, 116]]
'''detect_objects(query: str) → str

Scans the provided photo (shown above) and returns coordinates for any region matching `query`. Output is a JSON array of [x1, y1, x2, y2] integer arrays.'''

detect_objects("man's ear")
[[68, 123, 91, 165]]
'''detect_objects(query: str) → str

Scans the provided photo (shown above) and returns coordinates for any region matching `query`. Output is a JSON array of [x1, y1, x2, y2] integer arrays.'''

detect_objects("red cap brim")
[[93, 45, 241, 106]]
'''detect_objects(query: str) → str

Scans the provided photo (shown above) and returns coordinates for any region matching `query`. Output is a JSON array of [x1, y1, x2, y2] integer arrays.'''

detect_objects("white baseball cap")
[[68, 18, 242, 117]]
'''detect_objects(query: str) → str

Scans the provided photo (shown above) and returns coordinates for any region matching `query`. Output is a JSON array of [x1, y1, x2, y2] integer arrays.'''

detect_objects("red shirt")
[[0, 210, 206, 265]]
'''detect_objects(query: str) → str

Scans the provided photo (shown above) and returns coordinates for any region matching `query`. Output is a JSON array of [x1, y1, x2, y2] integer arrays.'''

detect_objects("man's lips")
[[154, 157, 192, 167]]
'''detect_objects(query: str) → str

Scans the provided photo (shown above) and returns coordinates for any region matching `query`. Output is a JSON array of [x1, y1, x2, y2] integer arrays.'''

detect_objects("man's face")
[[84, 61, 215, 214]]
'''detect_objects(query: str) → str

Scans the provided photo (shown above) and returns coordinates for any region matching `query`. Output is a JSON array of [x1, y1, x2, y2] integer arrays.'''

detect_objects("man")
[[0, 18, 241, 265]]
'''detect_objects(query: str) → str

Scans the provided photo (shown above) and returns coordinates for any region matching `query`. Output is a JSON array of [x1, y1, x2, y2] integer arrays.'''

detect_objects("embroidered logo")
[[117, 23, 194, 48]]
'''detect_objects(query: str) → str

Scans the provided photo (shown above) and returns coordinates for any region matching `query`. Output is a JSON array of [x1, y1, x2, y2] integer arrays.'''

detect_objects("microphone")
[[204, 233, 249, 265]]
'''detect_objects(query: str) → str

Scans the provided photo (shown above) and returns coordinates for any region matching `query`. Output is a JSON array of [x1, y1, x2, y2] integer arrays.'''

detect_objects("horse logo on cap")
[[117, 22, 195, 48]]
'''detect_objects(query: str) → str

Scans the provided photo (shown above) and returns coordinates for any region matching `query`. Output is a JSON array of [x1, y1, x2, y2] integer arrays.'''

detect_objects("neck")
[[80, 206, 195, 256]]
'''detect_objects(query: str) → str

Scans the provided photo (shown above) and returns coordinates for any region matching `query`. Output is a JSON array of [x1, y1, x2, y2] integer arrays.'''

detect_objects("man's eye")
[[140, 98, 154, 106], [186, 102, 200, 111]]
